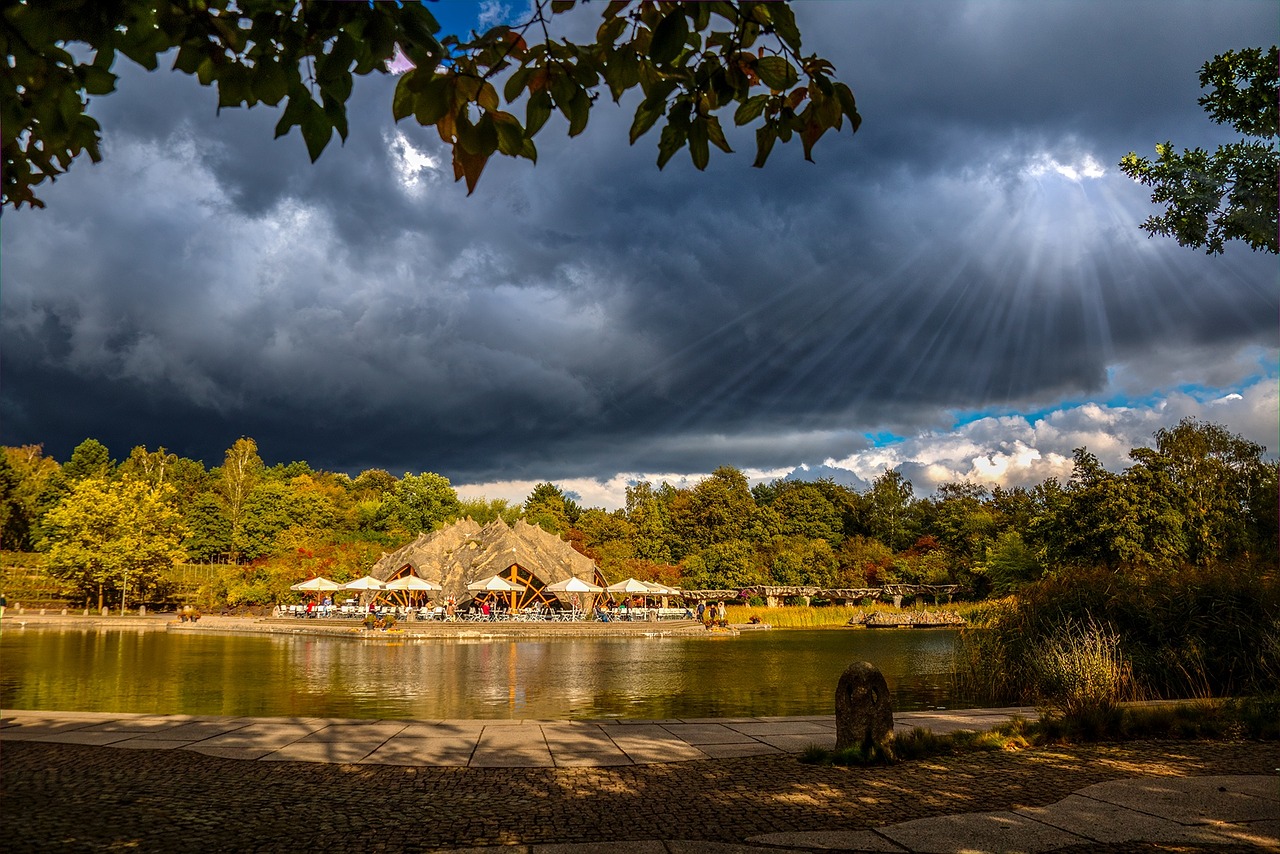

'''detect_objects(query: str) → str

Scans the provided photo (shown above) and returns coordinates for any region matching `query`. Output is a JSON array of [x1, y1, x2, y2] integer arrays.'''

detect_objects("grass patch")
[[798, 697, 1277, 767], [727, 602, 968, 629]]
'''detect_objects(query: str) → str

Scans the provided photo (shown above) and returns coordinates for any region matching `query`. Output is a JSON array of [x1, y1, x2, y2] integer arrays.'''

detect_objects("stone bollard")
[[835, 661, 894, 751], [84, 609, 90, 616], [101, 607, 109, 617], [139, 605, 146, 616], [40, 608, 46, 615], [61, 608, 68, 616]]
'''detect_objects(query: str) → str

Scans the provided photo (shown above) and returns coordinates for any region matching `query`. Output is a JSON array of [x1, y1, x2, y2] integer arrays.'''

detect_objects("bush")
[[954, 562, 1279, 705]]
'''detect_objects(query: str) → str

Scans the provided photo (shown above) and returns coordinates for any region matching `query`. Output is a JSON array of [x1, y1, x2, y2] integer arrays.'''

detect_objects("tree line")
[[0, 418, 1275, 610]]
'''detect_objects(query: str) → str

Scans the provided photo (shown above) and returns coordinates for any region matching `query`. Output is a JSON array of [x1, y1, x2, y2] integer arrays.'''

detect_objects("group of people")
[[696, 600, 728, 629]]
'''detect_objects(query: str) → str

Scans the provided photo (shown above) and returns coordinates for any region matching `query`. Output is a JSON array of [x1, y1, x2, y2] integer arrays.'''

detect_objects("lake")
[[0, 625, 968, 719]]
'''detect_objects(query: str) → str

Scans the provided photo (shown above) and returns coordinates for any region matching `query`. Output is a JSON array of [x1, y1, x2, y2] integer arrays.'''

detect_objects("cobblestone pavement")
[[3, 738, 1276, 852]]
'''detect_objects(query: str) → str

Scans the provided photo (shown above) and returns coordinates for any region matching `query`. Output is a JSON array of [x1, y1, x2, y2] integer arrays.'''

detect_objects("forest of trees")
[[1, 418, 1275, 611]]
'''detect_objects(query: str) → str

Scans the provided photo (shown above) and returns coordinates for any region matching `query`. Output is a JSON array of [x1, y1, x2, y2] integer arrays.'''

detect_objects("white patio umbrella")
[[606, 577, 654, 595], [343, 575, 387, 591], [384, 574, 443, 608], [544, 576, 604, 593], [385, 576, 443, 591], [290, 576, 342, 592], [544, 576, 604, 617], [466, 574, 520, 611]]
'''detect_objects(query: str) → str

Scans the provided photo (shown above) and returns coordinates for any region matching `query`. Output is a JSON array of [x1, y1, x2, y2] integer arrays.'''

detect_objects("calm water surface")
[[0, 626, 968, 719]]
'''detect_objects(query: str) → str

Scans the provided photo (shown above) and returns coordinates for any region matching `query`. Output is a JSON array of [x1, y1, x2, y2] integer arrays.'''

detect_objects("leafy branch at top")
[[1120, 45, 1277, 255], [1, 0, 860, 208]]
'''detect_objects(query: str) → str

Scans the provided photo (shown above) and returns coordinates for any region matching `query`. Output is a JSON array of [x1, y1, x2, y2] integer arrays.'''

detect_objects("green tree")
[[456, 496, 522, 527], [2, 0, 858, 208], [768, 481, 843, 548], [625, 481, 672, 564], [681, 538, 760, 589], [0, 444, 60, 550], [764, 534, 837, 586], [867, 469, 914, 550], [1037, 449, 1183, 574], [570, 508, 636, 575], [930, 481, 996, 572], [183, 492, 233, 563], [1121, 46, 1278, 254], [982, 530, 1041, 596], [218, 437, 264, 560], [42, 476, 187, 611], [523, 481, 578, 535], [1131, 418, 1271, 566], [389, 471, 462, 534], [669, 466, 756, 555], [118, 445, 179, 488], [62, 437, 114, 481]]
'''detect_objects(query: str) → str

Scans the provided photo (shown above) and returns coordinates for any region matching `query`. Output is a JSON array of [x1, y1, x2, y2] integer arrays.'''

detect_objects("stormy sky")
[[2, 1, 1276, 509]]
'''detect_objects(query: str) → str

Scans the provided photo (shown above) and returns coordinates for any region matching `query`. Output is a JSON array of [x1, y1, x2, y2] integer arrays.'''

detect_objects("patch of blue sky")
[[420, 1, 488, 37], [864, 431, 906, 447], [949, 372, 1277, 431]]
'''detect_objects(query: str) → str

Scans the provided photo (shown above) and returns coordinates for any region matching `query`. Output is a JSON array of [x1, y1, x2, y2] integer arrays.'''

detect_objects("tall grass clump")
[[954, 561, 1279, 707], [1032, 617, 1135, 717], [725, 604, 863, 628]]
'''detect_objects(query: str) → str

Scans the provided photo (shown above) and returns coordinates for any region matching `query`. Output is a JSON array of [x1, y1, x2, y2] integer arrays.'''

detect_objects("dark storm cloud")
[[2, 1, 1275, 487]]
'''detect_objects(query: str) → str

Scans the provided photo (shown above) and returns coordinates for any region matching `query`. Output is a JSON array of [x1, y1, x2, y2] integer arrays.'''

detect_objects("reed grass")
[[726, 602, 968, 629]]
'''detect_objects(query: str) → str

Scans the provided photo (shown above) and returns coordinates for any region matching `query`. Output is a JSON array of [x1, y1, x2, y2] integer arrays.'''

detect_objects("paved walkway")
[[2, 708, 1277, 851], [0, 706, 1041, 766]]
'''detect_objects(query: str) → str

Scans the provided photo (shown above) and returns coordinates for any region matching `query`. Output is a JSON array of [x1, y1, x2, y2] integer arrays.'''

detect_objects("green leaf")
[[767, 4, 803, 53], [596, 16, 627, 45], [504, 66, 533, 103], [567, 89, 590, 137], [475, 112, 499, 156], [493, 112, 525, 156], [80, 66, 117, 97], [301, 106, 332, 162], [752, 125, 777, 168], [705, 115, 732, 153], [757, 57, 798, 91], [413, 77, 451, 126], [254, 60, 289, 106], [650, 9, 689, 67], [734, 94, 767, 126], [688, 119, 709, 170], [392, 72, 414, 122], [520, 137, 538, 163], [217, 67, 253, 109], [629, 98, 663, 144], [657, 123, 685, 169], [526, 90, 553, 135], [550, 0, 577, 12], [605, 48, 641, 101]]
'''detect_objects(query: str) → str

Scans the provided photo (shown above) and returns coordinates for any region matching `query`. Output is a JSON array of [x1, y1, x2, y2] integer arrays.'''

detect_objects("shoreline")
[[0, 612, 737, 638]]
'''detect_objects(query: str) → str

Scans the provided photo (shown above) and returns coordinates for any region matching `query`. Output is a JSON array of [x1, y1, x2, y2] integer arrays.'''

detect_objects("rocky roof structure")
[[368, 518, 600, 607]]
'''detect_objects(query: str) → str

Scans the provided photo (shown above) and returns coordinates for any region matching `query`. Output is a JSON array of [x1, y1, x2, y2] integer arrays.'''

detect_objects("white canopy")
[[466, 574, 520, 592], [643, 581, 682, 596], [290, 576, 342, 592], [606, 577, 655, 594], [343, 575, 388, 591], [543, 576, 604, 593], [384, 575, 443, 591]]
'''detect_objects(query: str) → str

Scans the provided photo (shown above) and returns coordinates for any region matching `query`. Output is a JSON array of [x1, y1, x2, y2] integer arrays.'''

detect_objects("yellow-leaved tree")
[[42, 476, 188, 612]]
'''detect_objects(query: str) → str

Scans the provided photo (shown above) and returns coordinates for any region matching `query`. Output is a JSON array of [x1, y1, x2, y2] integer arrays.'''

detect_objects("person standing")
[[716, 600, 727, 627]]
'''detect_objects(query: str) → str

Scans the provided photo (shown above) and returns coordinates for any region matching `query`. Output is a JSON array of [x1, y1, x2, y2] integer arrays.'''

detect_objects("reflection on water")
[[0, 626, 967, 719]]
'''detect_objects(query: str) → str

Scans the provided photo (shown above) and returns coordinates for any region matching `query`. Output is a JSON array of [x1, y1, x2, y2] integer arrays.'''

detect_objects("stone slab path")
[[0, 706, 1041, 767], [2, 709, 1276, 852]]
